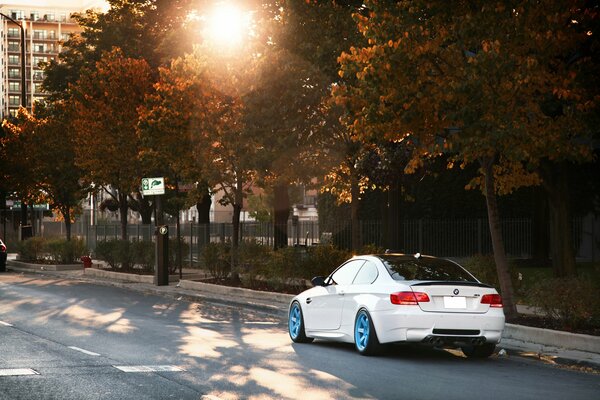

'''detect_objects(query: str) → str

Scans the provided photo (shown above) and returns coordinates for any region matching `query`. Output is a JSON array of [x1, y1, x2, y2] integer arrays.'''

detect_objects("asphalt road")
[[1, 273, 599, 400]]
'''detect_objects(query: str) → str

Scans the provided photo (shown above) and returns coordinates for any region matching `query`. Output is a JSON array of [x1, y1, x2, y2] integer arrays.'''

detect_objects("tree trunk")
[[64, 207, 72, 241], [118, 192, 128, 240], [196, 184, 211, 247], [531, 186, 549, 265], [385, 179, 402, 251], [541, 161, 577, 277], [196, 186, 212, 224], [273, 182, 290, 250], [230, 202, 242, 283], [481, 158, 518, 321], [229, 180, 244, 283], [137, 194, 153, 225], [20, 198, 27, 227], [350, 167, 361, 251]]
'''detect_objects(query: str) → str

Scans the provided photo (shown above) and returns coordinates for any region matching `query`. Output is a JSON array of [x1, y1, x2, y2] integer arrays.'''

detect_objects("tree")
[[2, 107, 86, 240], [32, 103, 87, 240], [42, 0, 196, 98], [139, 47, 257, 279], [71, 48, 153, 240], [237, 1, 366, 249], [336, 1, 597, 320], [243, 48, 330, 249], [1, 109, 41, 230]]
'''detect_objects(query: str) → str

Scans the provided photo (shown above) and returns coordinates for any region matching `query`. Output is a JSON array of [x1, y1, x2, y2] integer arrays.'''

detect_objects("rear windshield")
[[379, 256, 478, 282]]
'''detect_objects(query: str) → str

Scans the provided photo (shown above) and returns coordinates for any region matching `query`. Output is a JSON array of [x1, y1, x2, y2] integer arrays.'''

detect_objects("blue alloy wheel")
[[354, 309, 381, 356], [355, 311, 370, 351], [288, 302, 313, 343]]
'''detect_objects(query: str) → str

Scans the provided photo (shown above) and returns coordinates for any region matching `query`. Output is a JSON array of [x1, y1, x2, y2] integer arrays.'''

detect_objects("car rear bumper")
[[371, 308, 505, 344]]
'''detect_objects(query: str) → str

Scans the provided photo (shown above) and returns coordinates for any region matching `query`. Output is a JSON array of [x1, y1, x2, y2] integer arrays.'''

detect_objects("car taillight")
[[481, 294, 503, 308], [390, 291, 430, 305], [0, 244, 5, 252]]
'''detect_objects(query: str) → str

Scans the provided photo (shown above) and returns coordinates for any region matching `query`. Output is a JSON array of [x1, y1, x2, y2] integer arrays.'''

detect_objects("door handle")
[[306, 298, 312, 304], [339, 290, 345, 295]]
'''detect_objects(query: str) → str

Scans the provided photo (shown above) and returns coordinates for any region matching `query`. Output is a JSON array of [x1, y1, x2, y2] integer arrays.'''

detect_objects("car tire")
[[461, 343, 496, 358], [288, 301, 313, 343], [354, 309, 382, 356]]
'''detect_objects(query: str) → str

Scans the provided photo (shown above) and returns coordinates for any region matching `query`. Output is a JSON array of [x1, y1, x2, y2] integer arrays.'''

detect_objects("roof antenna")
[[414, 252, 422, 259]]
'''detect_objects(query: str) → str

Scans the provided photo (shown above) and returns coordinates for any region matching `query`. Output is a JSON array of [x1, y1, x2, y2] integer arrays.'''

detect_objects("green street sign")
[[141, 177, 165, 195]]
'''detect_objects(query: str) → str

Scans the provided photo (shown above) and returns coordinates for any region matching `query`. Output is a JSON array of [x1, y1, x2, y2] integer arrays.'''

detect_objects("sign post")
[[142, 178, 167, 286]]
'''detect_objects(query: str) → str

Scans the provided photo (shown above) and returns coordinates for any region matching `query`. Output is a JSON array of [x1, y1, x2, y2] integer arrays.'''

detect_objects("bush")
[[303, 245, 351, 280], [17, 237, 47, 262], [527, 277, 600, 330], [46, 238, 86, 264], [131, 240, 154, 272], [202, 242, 231, 279], [169, 238, 190, 274], [461, 254, 520, 294], [238, 239, 272, 273], [358, 244, 386, 255], [94, 240, 119, 268]]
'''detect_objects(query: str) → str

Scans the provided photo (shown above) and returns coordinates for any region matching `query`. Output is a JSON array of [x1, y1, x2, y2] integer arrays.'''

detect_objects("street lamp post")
[[0, 13, 27, 111]]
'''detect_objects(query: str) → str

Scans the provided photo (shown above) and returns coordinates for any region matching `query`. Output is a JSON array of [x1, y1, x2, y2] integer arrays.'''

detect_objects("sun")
[[205, 2, 251, 47]]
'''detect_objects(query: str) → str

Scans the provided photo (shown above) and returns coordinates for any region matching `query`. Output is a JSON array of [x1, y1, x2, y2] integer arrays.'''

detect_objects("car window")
[[329, 260, 365, 285], [379, 255, 477, 282], [352, 261, 379, 285]]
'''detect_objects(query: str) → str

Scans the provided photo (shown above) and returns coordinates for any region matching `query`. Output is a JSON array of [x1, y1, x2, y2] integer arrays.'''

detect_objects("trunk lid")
[[410, 282, 498, 313]]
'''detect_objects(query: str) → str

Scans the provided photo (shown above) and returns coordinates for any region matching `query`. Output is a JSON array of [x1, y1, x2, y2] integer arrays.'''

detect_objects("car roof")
[[352, 253, 441, 261]]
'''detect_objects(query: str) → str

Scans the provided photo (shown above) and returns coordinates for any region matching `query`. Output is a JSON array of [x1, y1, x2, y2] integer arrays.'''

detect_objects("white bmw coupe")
[[288, 253, 505, 357]]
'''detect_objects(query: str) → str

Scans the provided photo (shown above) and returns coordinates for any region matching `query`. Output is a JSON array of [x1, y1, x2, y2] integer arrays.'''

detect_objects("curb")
[[504, 323, 600, 354], [7, 259, 82, 271]]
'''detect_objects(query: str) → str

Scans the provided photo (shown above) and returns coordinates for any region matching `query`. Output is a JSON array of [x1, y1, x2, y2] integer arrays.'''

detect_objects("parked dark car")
[[0, 239, 7, 272]]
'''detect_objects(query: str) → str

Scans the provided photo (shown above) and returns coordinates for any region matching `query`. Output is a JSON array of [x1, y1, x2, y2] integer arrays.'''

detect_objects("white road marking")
[[68, 346, 100, 356], [0, 320, 13, 327], [0, 368, 39, 376], [113, 365, 185, 373], [243, 321, 278, 325]]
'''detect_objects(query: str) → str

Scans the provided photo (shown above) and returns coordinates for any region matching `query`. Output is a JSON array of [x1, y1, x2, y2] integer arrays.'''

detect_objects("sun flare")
[[205, 2, 250, 46]]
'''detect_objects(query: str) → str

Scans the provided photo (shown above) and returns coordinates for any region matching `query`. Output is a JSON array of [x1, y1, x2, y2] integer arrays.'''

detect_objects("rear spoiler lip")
[[410, 281, 493, 289]]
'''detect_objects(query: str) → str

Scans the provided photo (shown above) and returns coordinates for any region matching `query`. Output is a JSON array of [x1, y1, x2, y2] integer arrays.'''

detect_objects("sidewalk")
[[4, 260, 600, 371]]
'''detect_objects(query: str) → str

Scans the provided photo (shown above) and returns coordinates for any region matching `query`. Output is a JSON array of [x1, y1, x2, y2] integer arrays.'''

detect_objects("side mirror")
[[311, 276, 326, 287]]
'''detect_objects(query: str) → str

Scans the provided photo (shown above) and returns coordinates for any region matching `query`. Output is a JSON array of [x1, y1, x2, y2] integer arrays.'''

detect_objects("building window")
[[45, 13, 55, 21], [33, 56, 48, 66], [34, 43, 46, 53], [10, 10, 25, 20], [9, 68, 20, 78], [33, 71, 45, 80], [59, 13, 67, 22], [8, 55, 19, 65], [9, 82, 20, 92], [9, 109, 18, 118], [8, 28, 20, 37], [8, 41, 20, 51], [9, 95, 20, 106], [33, 30, 47, 39], [30, 11, 40, 21], [48, 30, 56, 39], [33, 83, 44, 93], [60, 32, 71, 41]]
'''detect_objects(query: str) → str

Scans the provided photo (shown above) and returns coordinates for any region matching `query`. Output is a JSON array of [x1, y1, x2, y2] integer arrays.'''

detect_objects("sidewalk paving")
[[3, 260, 600, 372]]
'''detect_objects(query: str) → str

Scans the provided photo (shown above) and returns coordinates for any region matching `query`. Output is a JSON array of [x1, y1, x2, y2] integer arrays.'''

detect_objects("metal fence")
[[4, 215, 598, 262]]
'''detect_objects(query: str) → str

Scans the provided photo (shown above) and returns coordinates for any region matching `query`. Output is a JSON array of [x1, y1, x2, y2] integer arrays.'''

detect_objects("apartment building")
[[0, 1, 107, 118]]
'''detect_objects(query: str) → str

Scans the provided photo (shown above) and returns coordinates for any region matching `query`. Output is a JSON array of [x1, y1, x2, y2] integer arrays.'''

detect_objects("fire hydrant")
[[81, 255, 92, 269]]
